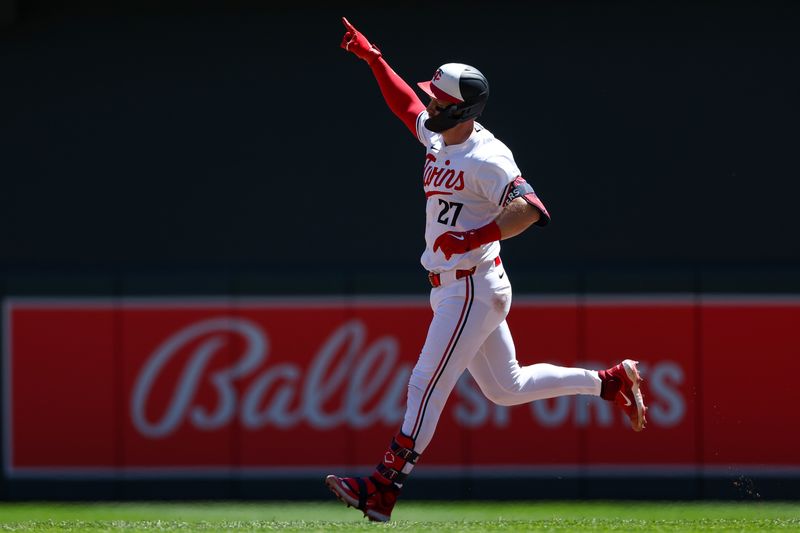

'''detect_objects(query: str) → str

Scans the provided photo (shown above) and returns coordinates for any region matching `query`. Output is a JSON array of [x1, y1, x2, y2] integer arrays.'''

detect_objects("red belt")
[[428, 257, 501, 288], [428, 267, 475, 288]]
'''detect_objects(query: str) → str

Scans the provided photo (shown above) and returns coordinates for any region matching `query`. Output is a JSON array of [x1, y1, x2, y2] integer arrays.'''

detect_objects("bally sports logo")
[[131, 318, 409, 438], [5, 297, 798, 475], [130, 318, 685, 439]]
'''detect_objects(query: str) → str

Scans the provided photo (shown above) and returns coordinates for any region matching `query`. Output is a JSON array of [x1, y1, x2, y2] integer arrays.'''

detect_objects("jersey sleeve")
[[500, 176, 551, 226], [474, 154, 521, 204], [476, 155, 551, 226]]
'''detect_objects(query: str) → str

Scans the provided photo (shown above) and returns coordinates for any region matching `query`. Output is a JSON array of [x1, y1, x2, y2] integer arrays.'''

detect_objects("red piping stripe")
[[410, 276, 472, 436]]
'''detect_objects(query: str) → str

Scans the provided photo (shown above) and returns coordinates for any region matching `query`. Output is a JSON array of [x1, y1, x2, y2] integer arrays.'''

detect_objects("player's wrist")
[[467, 221, 501, 248], [363, 46, 382, 66]]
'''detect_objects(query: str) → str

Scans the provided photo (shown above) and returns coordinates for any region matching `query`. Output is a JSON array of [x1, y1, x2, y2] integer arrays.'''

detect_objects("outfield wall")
[[1, 295, 798, 500], [2, 0, 800, 501]]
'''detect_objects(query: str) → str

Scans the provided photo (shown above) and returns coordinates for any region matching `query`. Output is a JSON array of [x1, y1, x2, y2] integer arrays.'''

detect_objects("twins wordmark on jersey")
[[423, 154, 465, 196]]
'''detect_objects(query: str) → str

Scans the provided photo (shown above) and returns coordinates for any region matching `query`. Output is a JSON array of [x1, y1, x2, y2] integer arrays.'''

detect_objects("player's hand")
[[433, 231, 473, 260], [340, 17, 382, 65], [433, 222, 502, 260]]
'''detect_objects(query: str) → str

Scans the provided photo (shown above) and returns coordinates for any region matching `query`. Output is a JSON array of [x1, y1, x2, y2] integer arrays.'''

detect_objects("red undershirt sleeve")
[[369, 57, 426, 138]]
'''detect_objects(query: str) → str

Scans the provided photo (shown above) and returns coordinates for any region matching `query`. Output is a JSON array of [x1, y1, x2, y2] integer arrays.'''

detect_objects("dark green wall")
[[1, 1, 799, 293]]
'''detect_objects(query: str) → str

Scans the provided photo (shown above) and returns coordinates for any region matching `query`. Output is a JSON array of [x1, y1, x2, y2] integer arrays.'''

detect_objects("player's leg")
[[400, 281, 505, 453], [327, 274, 506, 521], [467, 320, 601, 404], [468, 321, 647, 431]]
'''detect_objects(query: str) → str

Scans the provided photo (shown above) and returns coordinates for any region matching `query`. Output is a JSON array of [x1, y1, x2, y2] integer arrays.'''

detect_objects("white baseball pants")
[[401, 258, 601, 453]]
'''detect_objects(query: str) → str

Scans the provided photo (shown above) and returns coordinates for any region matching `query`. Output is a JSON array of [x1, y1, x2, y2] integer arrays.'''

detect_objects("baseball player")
[[326, 17, 647, 522]]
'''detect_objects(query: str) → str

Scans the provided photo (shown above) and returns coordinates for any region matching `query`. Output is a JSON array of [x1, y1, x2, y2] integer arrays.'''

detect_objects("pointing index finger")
[[342, 17, 356, 32]]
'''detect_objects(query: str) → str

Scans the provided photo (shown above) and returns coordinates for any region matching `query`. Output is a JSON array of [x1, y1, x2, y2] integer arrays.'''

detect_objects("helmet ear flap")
[[445, 103, 461, 118], [455, 99, 485, 121], [424, 100, 485, 133], [425, 104, 462, 132]]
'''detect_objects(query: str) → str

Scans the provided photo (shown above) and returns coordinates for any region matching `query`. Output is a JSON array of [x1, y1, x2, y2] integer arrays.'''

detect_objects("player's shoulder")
[[416, 110, 443, 149], [468, 123, 515, 164]]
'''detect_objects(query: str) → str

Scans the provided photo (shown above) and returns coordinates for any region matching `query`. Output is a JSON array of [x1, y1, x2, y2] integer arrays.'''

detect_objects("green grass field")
[[0, 501, 798, 532]]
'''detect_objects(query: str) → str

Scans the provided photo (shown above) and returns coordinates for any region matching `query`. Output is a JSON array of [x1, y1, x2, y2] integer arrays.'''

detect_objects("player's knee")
[[479, 383, 521, 406], [479, 373, 526, 406], [483, 390, 518, 406], [408, 368, 432, 391]]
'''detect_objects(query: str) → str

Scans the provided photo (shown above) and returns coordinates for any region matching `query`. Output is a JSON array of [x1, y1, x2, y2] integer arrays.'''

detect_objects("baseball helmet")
[[417, 63, 489, 133]]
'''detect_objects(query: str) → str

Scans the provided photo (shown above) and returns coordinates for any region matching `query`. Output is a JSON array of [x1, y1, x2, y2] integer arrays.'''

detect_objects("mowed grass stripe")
[[0, 501, 798, 531]]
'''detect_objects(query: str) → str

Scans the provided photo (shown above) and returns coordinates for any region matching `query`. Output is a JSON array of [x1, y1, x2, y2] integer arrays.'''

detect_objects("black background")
[[1, 0, 799, 294]]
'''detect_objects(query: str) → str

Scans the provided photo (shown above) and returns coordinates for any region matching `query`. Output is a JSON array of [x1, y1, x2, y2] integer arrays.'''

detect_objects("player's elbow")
[[499, 199, 540, 239], [526, 204, 542, 225], [515, 198, 541, 226]]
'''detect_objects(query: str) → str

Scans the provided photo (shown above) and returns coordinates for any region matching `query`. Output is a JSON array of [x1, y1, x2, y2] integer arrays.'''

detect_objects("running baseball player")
[[326, 17, 647, 522]]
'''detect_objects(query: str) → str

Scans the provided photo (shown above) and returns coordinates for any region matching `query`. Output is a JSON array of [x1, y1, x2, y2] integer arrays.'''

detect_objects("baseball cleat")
[[599, 359, 647, 431], [325, 474, 400, 522]]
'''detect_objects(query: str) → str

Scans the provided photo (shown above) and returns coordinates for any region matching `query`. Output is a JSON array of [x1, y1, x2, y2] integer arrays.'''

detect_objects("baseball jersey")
[[416, 110, 523, 273]]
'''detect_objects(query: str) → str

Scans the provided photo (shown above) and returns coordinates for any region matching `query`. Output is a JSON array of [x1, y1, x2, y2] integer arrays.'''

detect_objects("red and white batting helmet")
[[417, 63, 489, 132]]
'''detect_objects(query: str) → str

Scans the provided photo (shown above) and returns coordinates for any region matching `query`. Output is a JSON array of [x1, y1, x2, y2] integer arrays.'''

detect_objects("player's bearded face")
[[426, 98, 452, 117], [424, 97, 466, 133]]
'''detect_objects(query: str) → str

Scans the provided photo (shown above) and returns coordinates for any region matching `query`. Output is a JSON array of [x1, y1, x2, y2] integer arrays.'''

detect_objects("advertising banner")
[[4, 297, 797, 477]]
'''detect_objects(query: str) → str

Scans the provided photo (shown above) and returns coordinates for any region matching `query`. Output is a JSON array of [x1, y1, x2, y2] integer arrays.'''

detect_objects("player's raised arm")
[[340, 17, 425, 137]]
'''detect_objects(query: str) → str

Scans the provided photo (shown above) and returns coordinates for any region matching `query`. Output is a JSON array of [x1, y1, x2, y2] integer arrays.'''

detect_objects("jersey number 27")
[[437, 200, 464, 227]]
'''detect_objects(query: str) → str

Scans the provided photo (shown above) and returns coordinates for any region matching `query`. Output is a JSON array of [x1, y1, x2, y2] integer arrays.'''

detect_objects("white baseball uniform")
[[400, 111, 601, 454], [328, 27, 645, 522]]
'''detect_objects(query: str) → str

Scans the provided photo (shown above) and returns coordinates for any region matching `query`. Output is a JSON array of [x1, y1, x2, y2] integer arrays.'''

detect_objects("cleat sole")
[[325, 475, 393, 522], [622, 359, 647, 432], [325, 475, 359, 510]]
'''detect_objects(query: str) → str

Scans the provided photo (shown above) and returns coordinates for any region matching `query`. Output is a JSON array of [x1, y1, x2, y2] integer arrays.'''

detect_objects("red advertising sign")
[[4, 296, 798, 477]]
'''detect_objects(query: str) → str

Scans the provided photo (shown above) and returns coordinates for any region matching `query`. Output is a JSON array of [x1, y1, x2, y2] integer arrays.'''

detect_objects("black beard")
[[424, 113, 460, 133]]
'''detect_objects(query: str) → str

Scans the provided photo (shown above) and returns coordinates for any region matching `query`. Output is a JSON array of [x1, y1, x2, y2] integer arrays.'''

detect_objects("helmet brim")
[[416, 81, 462, 104], [417, 81, 435, 98]]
